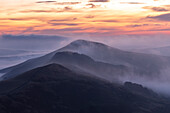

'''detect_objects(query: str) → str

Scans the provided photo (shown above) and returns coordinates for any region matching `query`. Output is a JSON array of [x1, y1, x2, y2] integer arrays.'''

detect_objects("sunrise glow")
[[0, 0, 170, 36]]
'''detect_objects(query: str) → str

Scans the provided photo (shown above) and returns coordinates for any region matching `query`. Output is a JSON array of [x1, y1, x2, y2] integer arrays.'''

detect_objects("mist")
[[0, 34, 70, 69], [57, 38, 170, 96], [1, 34, 170, 96], [0, 34, 70, 50], [117, 72, 170, 96]]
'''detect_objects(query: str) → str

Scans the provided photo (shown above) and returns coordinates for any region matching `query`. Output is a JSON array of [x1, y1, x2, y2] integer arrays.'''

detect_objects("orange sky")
[[0, 0, 170, 36]]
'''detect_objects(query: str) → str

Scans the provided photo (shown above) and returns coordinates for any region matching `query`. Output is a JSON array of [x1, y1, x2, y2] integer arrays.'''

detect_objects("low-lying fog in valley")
[[0, 34, 69, 69], [1, 34, 170, 96]]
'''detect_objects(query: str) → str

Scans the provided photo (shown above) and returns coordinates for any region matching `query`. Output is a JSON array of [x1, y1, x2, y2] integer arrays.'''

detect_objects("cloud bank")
[[0, 34, 68, 50]]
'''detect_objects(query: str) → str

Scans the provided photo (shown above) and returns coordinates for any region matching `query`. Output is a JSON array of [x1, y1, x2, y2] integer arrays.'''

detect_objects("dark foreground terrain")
[[0, 64, 169, 113]]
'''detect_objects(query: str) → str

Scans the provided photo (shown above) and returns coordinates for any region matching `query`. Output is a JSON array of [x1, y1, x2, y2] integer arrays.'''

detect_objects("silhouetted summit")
[[69, 39, 107, 48]]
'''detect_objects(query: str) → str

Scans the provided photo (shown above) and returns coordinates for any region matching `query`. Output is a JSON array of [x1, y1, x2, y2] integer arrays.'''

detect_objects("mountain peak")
[[71, 39, 91, 44], [69, 39, 106, 47]]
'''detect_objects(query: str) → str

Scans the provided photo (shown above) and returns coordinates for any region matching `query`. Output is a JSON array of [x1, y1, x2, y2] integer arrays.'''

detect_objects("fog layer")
[[1, 34, 170, 95], [0, 34, 69, 69]]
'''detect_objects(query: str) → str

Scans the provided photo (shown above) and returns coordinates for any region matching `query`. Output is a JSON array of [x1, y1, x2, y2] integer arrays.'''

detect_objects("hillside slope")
[[0, 64, 169, 113]]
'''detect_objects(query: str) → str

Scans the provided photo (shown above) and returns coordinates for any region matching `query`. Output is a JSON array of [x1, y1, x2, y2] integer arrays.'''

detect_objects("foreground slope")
[[0, 64, 169, 113]]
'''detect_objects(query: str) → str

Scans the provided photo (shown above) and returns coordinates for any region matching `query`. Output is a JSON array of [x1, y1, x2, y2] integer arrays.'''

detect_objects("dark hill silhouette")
[[0, 64, 169, 113]]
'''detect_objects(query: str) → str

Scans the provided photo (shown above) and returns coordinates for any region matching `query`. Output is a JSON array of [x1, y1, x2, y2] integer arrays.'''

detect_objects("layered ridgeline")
[[58, 40, 170, 76], [1, 40, 170, 82], [0, 64, 169, 113]]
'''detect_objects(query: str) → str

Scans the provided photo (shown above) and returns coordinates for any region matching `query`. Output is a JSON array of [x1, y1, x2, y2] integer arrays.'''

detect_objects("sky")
[[0, 0, 170, 37]]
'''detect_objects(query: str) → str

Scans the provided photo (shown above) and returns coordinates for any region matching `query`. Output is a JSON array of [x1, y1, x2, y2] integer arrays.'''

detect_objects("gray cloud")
[[143, 6, 169, 12], [86, 3, 96, 8], [151, 7, 169, 12], [50, 18, 77, 22], [85, 15, 95, 18], [0, 34, 68, 50], [36, 1, 56, 3], [0, 17, 39, 21], [1, 34, 65, 40], [36, 1, 81, 5], [93, 19, 118, 22], [20, 7, 74, 13], [127, 24, 149, 27], [39, 27, 89, 33], [48, 22, 79, 26], [127, 24, 163, 28], [120, 2, 145, 4], [89, 0, 109, 2], [55, 2, 81, 5], [147, 13, 170, 21]]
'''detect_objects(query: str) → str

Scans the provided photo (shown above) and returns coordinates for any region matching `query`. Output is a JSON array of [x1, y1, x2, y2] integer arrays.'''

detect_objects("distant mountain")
[[0, 49, 29, 56], [0, 51, 129, 81], [50, 52, 129, 81], [1, 40, 170, 80], [58, 40, 170, 76], [0, 48, 49, 69], [0, 48, 48, 57], [131, 46, 170, 56], [0, 64, 169, 113], [0, 34, 67, 50], [2, 34, 66, 40]]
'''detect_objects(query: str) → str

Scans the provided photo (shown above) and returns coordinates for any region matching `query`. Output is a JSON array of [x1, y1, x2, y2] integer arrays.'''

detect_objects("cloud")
[[39, 27, 89, 33], [50, 18, 77, 22], [20, 6, 74, 13], [143, 6, 169, 12], [54, 2, 81, 5], [20, 9, 58, 13], [0, 17, 78, 25], [89, 0, 109, 2], [86, 3, 96, 8], [148, 28, 170, 31], [1, 34, 66, 41], [47, 18, 79, 26], [48, 23, 79, 26], [127, 24, 162, 28], [127, 24, 149, 27], [36, 1, 56, 3], [85, 15, 95, 18], [36, 1, 81, 5], [151, 7, 169, 12], [147, 13, 170, 21], [86, 3, 102, 8], [120, 2, 145, 4], [64, 6, 72, 10], [93, 19, 118, 22], [0, 34, 68, 50], [0, 17, 39, 21]]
